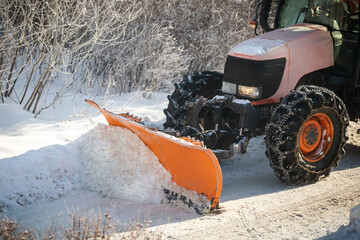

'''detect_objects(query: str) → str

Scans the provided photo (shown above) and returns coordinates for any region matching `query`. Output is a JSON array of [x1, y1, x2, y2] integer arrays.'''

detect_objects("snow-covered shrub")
[[0, 0, 155, 114], [87, 21, 188, 95], [0, 0, 263, 114], [0, 0, 189, 112]]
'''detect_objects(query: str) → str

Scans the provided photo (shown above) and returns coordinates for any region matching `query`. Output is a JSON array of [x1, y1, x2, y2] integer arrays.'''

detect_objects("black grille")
[[223, 55, 286, 100]]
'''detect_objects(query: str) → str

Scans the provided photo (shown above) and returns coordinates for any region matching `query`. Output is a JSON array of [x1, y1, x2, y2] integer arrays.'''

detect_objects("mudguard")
[[85, 100, 222, 209]]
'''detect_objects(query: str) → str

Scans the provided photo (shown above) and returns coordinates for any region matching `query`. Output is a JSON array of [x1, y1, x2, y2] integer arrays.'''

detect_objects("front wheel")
[[265, 85, 349, 185]]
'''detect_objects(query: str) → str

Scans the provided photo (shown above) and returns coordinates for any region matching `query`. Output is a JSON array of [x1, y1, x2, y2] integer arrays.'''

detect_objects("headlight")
[[238, 85, 261, 99], [222, 81, 237, 95]]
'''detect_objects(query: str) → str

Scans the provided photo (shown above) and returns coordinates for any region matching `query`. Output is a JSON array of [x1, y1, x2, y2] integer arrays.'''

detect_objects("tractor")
[[88, 0, 359, 211], [163, 0, 359, 185]]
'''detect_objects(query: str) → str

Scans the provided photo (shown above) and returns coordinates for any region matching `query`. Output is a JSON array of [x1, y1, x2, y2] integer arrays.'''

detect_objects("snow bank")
[[1, 120, 209, 214]]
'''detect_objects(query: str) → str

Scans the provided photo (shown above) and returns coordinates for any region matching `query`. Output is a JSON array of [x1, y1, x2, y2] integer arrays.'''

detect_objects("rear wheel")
[[265, 85, 349, 185]]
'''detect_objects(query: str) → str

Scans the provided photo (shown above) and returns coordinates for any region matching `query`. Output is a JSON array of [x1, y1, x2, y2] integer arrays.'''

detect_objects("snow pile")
[[78, 124, 172, 203], [230, 38, 284, 56], [77, 123, 211, 209]]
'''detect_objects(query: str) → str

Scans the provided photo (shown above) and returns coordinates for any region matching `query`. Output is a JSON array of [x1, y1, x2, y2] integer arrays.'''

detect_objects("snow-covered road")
[[151, 138, 360, 239]]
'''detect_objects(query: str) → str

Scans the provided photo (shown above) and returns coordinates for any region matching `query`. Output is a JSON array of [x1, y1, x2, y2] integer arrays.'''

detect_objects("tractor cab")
[[260, 0, 360, 118]]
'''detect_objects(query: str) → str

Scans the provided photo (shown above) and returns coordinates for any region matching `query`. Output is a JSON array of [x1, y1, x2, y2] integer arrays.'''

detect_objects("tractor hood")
[[227, 23, 334, 105], [229, 23, 334, 62]]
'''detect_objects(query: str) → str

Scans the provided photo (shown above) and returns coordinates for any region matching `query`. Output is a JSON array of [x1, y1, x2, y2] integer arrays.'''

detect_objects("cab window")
[[277, 0, 309, 28]]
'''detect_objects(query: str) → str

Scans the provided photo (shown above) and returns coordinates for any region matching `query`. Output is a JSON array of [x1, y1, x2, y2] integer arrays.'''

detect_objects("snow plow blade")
[[85, 100, 222, 210]]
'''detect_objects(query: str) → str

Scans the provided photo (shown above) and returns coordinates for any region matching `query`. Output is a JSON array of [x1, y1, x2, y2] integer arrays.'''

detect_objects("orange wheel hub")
[[299, 113, 333, 162]]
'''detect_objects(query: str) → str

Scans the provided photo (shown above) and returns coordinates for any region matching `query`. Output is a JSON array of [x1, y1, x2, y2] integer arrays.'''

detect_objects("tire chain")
[[264, 85, 349, 185]]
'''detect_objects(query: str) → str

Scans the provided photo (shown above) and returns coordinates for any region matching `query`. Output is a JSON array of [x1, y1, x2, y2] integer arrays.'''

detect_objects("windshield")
[[277, 0, 359, 33]]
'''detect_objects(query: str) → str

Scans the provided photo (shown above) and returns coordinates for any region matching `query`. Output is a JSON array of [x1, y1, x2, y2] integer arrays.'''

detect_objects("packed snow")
[[0, 92, 360, 239]]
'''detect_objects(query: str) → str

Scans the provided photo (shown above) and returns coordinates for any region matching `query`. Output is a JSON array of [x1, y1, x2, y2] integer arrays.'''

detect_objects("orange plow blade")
[[85, 99, 222, 210]]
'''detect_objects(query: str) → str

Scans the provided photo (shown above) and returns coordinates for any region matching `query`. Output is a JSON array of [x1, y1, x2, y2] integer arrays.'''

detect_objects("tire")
[[163, 71, 223, 130], [265, 85, 349, 185]]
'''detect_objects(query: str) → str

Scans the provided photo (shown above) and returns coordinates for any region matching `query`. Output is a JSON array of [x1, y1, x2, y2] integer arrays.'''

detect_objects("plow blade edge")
[[85, 100, 222, 209]]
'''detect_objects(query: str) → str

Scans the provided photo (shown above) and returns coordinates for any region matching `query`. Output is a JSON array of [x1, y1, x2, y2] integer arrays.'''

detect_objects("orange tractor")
[[88, 0, 359, 212]]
